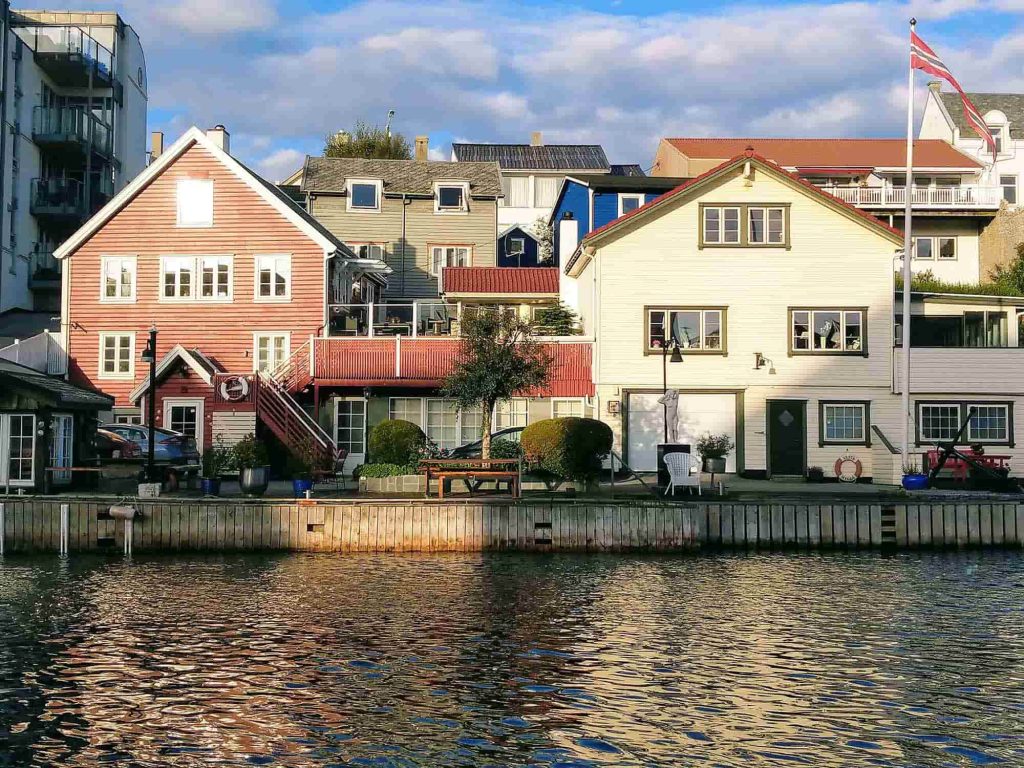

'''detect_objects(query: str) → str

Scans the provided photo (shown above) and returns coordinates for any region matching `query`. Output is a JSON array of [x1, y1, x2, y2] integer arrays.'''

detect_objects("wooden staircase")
[[254, 347, 333, 465]]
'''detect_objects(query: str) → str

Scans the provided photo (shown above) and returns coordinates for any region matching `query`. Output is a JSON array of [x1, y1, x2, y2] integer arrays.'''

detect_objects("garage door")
[[627, 392, 738, 472]]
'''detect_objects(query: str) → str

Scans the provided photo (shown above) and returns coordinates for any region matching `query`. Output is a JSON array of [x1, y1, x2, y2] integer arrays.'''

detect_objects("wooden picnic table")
[[418, 458, 521, 500]]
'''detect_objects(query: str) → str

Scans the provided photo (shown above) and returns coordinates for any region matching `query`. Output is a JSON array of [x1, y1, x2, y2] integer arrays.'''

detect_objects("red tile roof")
[[443, 267, 559, 295], [312, 338, 593, 397], [579, 151, 905, 258], [664, 138, 981, 169]]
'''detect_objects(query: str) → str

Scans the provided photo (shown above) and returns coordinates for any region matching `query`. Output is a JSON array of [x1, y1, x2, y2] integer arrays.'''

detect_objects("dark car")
[[100, 424, 201, 465], [447, 427, 525, 459], [93, 428, 142, 460]]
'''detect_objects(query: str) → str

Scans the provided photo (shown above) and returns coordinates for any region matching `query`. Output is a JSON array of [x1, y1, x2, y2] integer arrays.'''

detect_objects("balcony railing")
[[30, 177, 84, 219], [28, 250, 60, 289], [14, 25, 114, 87], [821, 185, 1003, 209], [33, 105, 113, 157], [328, 302, 456, 337]]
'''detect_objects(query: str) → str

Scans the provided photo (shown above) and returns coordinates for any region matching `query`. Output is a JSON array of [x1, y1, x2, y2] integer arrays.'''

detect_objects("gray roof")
[[301, 157, 502, 198], [940, 91, 1024, 139], [451, 143, 610, 171], [0, 359, 113, 409], [609, 164, 646, 177]]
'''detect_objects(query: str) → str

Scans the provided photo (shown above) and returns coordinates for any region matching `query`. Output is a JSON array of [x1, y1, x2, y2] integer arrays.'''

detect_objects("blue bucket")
[[901, 473, 929, 491], [200, 477, 221, 496], [293, 478, 314, 497]]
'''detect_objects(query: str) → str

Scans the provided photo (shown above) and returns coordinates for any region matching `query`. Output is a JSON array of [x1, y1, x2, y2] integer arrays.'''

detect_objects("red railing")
[[255, 371, 334, 466]]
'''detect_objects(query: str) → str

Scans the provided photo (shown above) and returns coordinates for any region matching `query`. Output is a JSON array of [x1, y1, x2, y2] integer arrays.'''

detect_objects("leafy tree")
[[441, 310, 552, 459], [324, 121, 411, 160], [531, 217, 554, 263], [990, 242, 1024, 296], [532, 301, 581, 336]]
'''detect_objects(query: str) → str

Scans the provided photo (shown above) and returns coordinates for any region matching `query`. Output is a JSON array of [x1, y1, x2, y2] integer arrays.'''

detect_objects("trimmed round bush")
[[368, 419, 426, 465], [489, 437, 523, 459], [521, 417, 613, 482]]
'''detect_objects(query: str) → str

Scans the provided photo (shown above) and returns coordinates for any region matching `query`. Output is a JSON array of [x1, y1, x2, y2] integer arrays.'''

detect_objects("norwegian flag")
[[911, 31, 997, 159]]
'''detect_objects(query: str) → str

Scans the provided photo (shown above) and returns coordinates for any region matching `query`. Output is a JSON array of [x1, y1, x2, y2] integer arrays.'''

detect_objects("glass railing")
[[16, 25, 113, 80], [32, 105, 112, 155], [327, 302, 457, 337], [30, 177, 84, 215]]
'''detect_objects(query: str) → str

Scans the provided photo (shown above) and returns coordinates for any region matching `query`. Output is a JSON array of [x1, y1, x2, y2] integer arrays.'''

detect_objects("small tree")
[[324, 121, 411, 160], [532, 302, 581, 336], [531, 217, 554, 263], [441, 310, 552, 459], [990, 242, 1024, 295]]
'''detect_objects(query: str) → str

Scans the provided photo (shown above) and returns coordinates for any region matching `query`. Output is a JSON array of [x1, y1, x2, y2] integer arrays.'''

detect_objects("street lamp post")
[[140, 324, 157, 482]]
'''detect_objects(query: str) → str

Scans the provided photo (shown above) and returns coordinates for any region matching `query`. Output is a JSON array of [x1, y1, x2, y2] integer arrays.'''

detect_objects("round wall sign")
[[834, 455, 863, 483], [219, 376, 250, 402]]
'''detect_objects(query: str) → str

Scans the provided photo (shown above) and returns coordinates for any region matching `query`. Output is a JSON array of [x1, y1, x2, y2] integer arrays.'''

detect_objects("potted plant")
[[234, 433, 270, 497], [901, 459, 929, 491], [806, 465, 825, 483], [200, 442, 232, 496], [696, 433, 734, 474], [287, 442, 324, 498]]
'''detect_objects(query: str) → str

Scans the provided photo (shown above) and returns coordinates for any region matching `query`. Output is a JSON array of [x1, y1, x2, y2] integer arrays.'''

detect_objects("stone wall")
[[980, 203, 1024, 280]]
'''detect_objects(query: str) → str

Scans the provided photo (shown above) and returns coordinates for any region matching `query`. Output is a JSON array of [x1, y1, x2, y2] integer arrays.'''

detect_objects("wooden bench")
[[419, 458, 521, 500]]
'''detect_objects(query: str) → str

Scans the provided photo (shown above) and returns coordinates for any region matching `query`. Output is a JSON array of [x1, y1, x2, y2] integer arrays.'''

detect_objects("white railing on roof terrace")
[[821, 185, 1003, 209], [0, 331, 67, 375]]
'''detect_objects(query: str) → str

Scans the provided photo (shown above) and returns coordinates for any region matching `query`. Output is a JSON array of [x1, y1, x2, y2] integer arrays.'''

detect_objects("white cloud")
[[255, 148, 305, 183], [361, 28, 498, 79]]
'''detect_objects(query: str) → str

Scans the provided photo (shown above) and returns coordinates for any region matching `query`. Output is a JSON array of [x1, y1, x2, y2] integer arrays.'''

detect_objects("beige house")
[[299, 145, 501, 300], [566, 151, 1024, 484]]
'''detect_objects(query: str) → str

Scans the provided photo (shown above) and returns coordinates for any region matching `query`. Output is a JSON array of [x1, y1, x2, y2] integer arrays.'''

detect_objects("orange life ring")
[[834, 455, 863, 483]]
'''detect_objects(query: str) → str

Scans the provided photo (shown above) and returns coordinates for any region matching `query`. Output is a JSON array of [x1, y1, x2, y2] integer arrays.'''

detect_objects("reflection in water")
[[1, 551, 1023, 766]]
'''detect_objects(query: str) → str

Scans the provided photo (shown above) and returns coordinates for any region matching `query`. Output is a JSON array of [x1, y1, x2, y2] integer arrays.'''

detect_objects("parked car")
[[93, 428, 142, 460], [447, 427, 525, 459], [100, 424, 201, 465]]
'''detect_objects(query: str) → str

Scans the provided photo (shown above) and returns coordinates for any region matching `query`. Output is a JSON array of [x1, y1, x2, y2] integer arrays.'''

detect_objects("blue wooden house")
[[497, 225, 544, 267], [549, 174, 689, 266]]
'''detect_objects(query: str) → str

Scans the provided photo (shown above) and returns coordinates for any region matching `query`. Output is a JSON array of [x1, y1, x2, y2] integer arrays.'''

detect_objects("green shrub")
[[521, 417, 613, 482], [232, 433, 269, 469], [490, 437, 523, 459], [368, 419, 426, 465], [353, 462, 418, 479]]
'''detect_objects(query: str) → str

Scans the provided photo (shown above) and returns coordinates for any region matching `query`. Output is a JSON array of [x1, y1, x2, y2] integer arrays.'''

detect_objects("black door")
[[768, 400, 806, 477]]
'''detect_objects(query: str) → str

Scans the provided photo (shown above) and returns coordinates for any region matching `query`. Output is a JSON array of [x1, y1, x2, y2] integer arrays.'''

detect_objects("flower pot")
[[240, 466, 270, 497], [292, 478, 314, 498], [200, 477, 221, 496], [901, 473, 929, 491], [703, 457, 727, 474]]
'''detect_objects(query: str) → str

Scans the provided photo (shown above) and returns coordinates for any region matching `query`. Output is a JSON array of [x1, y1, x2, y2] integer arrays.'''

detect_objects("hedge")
[[368, 419, 426, 465], [521, 417, 613, 482], [353, 463, 418, 479]]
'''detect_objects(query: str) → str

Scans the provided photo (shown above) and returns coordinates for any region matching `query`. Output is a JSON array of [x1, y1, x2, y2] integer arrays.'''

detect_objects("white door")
[[0, 413, 36, 487], [163, 398, 204, 452], [627, 392, 738, 472], [335, 397, 367, 469], [50, 414, 73, 485]]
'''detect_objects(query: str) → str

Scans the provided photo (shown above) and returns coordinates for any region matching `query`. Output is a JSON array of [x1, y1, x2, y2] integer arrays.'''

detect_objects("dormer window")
[[435, 182, 469, 214], [347, 179, 381, 212], [989, 126, 1003, 155]]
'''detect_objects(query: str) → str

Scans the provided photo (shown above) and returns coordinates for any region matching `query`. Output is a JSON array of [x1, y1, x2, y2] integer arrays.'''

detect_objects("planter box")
[[359, 474, 426, 494]]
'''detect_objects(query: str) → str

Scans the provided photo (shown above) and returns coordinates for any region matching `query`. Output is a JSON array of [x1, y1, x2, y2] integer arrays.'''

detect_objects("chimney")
[[150, 131, 164, 158], [928, 80, 942, 94], [415, 135, 429, 162], [531, 131, 543, 147], [206, 124, 230, 154]]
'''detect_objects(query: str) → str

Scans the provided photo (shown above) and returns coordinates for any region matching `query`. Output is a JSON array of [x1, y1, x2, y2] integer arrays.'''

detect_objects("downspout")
[[0, 1, 10, 307], [401, 193, 410, 297]]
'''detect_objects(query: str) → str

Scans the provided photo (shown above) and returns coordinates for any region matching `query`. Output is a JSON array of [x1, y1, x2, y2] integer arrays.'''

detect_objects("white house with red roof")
[[564, 151, 1024, 484], [653, 137, 994, 285]]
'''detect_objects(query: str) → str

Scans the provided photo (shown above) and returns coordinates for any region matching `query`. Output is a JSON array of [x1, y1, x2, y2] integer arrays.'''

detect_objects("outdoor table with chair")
[[418, 458, 521, 500], [926, 448, 1011, 483]]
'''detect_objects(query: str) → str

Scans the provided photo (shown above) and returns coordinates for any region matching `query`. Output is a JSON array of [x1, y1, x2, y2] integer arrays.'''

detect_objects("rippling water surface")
[[1, 551, 1023, 766]]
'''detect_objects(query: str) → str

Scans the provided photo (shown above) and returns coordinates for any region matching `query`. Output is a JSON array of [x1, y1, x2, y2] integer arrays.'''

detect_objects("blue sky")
[[66, 0, 1024, 180]]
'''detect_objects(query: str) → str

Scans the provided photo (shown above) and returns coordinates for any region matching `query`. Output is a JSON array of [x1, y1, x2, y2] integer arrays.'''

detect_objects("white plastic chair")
[[664, 452, 701, 497]]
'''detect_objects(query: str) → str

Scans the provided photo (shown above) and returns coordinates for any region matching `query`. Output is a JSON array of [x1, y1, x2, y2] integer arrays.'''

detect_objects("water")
[[1, 551, 1023, 767]]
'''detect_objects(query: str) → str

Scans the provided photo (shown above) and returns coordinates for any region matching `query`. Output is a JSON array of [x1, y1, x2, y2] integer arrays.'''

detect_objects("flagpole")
[[900, 17, 916, 467]]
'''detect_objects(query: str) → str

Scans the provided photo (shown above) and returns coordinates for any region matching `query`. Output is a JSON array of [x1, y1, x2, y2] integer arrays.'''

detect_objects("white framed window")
[[918, 402, 1012, 444], [100, 256, 136, 302], [647, 308, 724, 352], [98, 332, 134, 379], [176, 179, 213, 227], [335, 398, 367, 458], [253, 332, 289, 373], [430, 245, 471, 276], [1001, 175, 1017, 205], [989, 126, 1004, 155], [913, 236, 956, 260], [748, 207, 786, 244], [533, 176, 561, 209], [113, 408, 143, 425], [937, 237, 957, 260], [702, 206, 740, 245], [255, 254, 291, 300], [200, 255, 233, 299], [968, 404, 1010, 443], [1, 414, 36, 486], [351, 243, 385, 260], [505, 176, 530, 208], [347, 179, 381, 212], [496, 398, 528, 430], [426, 399, 460, 451], [435, 182, 469, 213], [619, 193, 644, 216], [161, 256, 194, 299], [552, 399, 584, 419], [460, 405, 483, 445], [507, 237, 525, 256], [389, 397, 424, 428], [791, 309, 864, 353], [822, 403, 867, 444]]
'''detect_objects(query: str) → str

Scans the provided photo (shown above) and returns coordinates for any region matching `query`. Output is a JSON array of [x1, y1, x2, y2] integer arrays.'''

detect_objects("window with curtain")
[[506, 176, 530, 207], [534, 176, 561, 208]]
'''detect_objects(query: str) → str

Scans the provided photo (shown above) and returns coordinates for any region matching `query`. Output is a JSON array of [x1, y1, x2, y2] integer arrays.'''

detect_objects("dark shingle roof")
[[569, 174, 690, 192], [609, 164, 646, 177], [0, 359, 113, 408], [451, 143, 610, 171], [301, 157, 502, 197], [939, 91, 1024, 139]]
